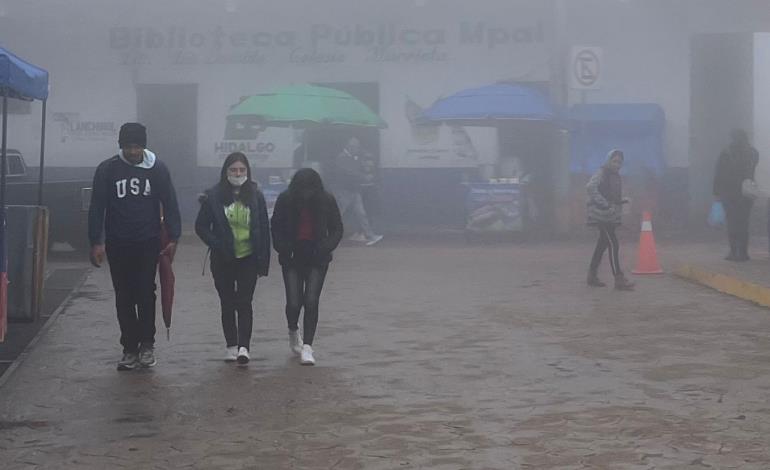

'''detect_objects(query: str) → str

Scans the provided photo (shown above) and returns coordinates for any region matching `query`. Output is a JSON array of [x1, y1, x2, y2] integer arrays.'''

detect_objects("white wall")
[[563, 1, 690, 168], [1, 0, 551, 169], [754, 33, 770, 192], [7, 0, 770, 173]]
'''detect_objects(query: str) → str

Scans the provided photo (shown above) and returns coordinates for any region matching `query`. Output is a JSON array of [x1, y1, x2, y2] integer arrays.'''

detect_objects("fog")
[[8, 3, 770, 467], [2, 0, 770, 243]]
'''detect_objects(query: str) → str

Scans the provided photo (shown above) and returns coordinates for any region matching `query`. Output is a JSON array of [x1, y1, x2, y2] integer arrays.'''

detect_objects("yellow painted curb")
[[675, 264, 770, 308]]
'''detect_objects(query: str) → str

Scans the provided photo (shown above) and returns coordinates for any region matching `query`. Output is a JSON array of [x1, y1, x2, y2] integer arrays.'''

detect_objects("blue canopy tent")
[[568, 103, 665, 177], [419, 83, 556, 125], [0, 47, 49, 341], [0, 47, 49, 205]]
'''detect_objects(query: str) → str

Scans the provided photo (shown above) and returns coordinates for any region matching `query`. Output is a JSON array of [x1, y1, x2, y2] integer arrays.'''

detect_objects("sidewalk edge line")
[[674, 264, 770, 309], [0, 269, 89, 389]]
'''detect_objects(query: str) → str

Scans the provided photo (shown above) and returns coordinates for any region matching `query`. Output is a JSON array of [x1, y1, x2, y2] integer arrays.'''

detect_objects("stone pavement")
[[2, 235, 770, 468]]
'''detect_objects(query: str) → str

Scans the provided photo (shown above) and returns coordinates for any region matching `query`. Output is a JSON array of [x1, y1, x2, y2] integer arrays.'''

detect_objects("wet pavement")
[[2, 236, 770, 469], [0, 256, 89, 378]]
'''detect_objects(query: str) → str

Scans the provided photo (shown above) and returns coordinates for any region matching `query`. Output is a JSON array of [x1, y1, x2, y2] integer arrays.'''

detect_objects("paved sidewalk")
[[665, 236, 770, 308]]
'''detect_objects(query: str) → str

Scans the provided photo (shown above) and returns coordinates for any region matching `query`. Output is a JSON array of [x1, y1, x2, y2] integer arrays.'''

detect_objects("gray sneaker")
[[117, 352, 138, 371], [138, 345, 156, 368]]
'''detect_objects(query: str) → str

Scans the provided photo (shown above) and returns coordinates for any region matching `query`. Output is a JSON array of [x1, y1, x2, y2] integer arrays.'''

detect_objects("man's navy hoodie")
[[88, 150, 181, 246]]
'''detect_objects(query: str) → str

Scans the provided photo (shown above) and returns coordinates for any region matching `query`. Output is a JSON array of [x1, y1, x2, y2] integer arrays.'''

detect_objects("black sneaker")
[[117, 352, 138, 371], [138, 345, 156, 368], [587, 272, 606, 287]]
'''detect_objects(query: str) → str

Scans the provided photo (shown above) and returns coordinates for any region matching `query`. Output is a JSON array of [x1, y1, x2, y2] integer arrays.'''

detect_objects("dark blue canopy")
[[0, 47, 48, 101], [568, 103, 665, 176], [420, 83, 555, 125]]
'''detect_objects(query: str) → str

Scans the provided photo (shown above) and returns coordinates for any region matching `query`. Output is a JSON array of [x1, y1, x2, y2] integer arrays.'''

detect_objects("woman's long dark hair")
[[217, 152, 256, 205], [288, 168, 325, 209]]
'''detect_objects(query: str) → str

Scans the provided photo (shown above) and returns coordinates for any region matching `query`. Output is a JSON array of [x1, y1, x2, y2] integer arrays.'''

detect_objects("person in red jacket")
[[271, 168, 343, 365]]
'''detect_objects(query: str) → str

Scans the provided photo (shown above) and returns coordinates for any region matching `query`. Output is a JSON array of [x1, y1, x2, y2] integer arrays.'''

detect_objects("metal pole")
[[1, 90, 8, 211], [37, 99, 47, 205]]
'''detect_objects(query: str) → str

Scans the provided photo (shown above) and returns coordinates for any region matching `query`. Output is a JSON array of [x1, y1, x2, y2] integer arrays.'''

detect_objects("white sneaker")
[[348, 232, 367, 242], [224, 346, 238, 362], [237, 347, 250, 364], [300, 344, 315, 366], [289, 330, 303, 356], [365, 234, 384, 246]]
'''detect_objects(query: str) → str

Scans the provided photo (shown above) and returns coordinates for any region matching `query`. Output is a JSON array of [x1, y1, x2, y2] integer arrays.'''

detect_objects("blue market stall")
[[568, 103, 665, 177], [0, 47, 49, 338], [420, 83, 559, 236], [568, 103, 666, 225]]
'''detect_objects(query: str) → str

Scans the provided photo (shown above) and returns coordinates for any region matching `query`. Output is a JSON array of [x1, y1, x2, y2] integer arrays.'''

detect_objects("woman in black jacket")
[[271, 168, 343, 365], [195, 152, 270, 364]]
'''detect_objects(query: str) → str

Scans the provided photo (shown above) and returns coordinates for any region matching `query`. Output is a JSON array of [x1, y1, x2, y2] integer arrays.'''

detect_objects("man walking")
[[713, 129, 759, 261], [332, 137, 383, 246], [88, 122, 181, 370]]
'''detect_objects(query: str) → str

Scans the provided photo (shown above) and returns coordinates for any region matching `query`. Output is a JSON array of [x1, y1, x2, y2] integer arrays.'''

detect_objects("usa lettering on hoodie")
[[88, 150, 181, 246]]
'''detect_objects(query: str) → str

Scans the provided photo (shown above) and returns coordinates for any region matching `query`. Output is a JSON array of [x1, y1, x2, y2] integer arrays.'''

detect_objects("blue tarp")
[[0, 47, 48, 101], [420, 83, 555, 124], [569, 103, 665, 176]]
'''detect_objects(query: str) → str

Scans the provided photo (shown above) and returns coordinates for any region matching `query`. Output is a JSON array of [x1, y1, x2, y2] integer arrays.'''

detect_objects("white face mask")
[[228, 175, 247, 187]]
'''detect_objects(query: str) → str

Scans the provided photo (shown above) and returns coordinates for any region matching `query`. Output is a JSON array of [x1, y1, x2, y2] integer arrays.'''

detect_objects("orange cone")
[[632, 211, 663, 275]]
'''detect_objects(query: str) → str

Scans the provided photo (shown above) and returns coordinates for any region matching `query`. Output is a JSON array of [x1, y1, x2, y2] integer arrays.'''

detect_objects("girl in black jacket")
[[195, 152, 270, 364], [271, 168, 343, 365]]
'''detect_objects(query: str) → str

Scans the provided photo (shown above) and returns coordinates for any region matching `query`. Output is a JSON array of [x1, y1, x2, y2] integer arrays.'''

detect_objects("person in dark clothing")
[[88, 122, 181, 370], [349, 154, 382, 242], [195, 152, 270, 365], [713, 129, 759, 261], [586, 149, 634, 291], [331, 137, 383, 246], [271, 168, 343, 365]]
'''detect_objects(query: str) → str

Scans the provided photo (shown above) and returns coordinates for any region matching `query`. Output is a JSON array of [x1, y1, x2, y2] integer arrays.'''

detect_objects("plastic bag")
[[708, 201, 726, 227]]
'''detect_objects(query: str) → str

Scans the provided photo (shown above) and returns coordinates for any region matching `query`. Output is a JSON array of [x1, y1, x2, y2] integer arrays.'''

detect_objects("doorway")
[[136, 83, 198, 223], [689, 34, 754, 220]]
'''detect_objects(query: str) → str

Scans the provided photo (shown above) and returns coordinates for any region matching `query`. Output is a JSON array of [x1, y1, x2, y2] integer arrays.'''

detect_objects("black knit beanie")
[[118, 122, 147, 148]]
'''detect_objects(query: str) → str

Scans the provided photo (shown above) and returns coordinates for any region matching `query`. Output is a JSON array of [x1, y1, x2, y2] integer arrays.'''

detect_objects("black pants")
[[106, 237, 160, 354], [589, 224, 621, 277], [211, 254, 259, 350], [724, 199, 752, 258], [282, 264, 328, 346]]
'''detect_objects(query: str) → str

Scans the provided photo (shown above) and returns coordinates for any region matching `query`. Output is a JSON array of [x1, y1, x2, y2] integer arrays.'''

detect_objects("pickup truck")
[[4, 149, 91, 251]]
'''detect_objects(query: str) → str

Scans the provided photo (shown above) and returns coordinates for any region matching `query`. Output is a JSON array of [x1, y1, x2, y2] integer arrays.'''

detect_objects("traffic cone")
[[632, 211, 663, 275]]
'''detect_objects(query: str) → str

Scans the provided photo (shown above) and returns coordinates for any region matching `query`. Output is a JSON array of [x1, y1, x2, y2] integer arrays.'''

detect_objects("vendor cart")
[[463, 181, 523, 242]]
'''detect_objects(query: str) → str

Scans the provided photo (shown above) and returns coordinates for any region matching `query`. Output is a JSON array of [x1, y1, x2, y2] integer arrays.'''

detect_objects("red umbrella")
[[158, 221, 175, 339]]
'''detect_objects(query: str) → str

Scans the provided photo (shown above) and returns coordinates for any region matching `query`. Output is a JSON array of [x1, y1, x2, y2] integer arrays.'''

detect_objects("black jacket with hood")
[[195, 181, 270, 276], [271, 190, 343, 267], [713, 141, 759, 203], [332, 149, 369, 192]]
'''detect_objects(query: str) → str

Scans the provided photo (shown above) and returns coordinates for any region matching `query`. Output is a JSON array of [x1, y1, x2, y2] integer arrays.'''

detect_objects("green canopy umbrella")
[[228, 84, 387, 129]]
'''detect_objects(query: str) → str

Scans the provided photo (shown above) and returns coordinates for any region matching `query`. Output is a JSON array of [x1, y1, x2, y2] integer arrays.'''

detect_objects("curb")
[[675, 264, 770, 308]]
